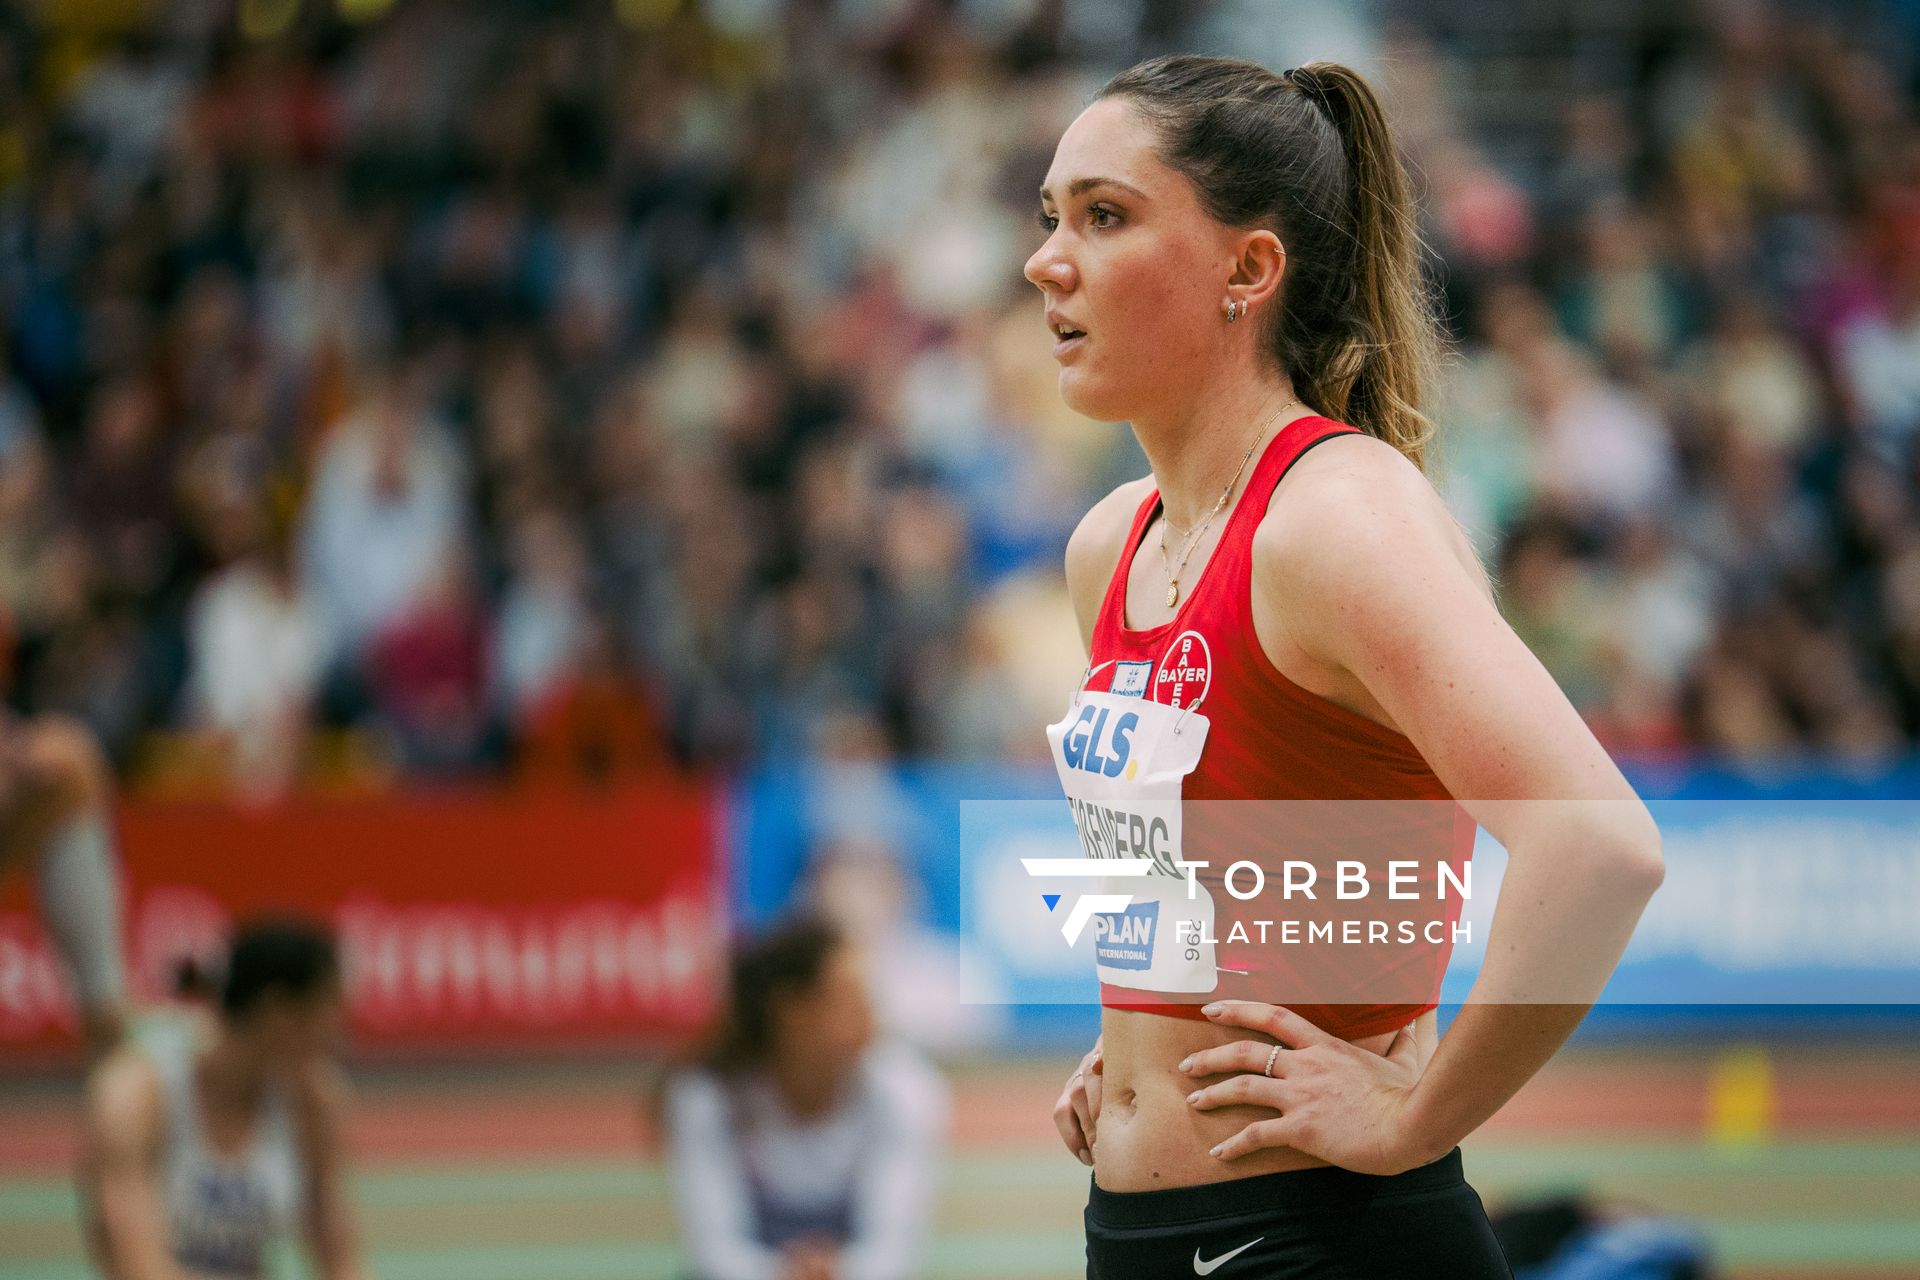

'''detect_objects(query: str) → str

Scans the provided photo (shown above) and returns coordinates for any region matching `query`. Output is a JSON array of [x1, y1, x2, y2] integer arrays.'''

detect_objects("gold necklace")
[[1156, 398, 1300, 607]]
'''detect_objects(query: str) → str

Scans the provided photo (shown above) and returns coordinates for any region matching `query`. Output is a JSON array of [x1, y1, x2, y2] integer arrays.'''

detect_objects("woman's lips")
[[1054, 332, 1087, 359]]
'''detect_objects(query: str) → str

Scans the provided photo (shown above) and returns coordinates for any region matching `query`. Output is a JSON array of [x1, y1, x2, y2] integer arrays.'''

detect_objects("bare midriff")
[[1091, 1006, 1434, 1192]]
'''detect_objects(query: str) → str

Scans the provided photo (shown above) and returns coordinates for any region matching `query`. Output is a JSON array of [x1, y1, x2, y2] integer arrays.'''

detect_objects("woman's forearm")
[[1402, 822, 1663, 1158], [1398, 1002, 1589, 1163]]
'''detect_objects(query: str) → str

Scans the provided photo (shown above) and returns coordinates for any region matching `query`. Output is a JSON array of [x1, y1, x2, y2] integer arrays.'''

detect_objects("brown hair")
[[1098, 56, 1448, 472], [699, 912, 845, 1077], [640, 913, 847, 1148]]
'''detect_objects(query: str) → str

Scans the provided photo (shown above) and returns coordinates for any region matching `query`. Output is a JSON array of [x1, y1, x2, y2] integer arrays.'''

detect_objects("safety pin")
[[1072, 660, 1119, 709], [1172, 687, 1210, 735]]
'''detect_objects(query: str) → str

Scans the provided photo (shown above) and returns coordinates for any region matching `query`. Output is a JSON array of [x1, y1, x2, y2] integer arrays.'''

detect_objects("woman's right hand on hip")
[[1053, 1036, 1104, 1167]]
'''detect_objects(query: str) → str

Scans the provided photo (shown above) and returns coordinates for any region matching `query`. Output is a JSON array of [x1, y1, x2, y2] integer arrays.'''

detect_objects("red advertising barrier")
[[0, 784, 727, 1065]]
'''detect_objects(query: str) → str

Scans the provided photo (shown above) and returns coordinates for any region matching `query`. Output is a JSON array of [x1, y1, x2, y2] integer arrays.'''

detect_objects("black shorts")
[[1085, 1147, 1512, 1279]]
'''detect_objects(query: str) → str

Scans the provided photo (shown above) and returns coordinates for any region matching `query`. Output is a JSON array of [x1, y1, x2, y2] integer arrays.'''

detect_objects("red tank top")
[[1085, 415, 1475, 1040]]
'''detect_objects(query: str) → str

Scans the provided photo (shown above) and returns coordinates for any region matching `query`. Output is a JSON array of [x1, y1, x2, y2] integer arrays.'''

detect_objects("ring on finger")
[[1262, 1044, 1281, 1078]]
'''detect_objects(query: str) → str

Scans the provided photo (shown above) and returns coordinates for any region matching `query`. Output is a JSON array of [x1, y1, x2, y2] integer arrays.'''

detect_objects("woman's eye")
[[1035, 206, 1118, 234]]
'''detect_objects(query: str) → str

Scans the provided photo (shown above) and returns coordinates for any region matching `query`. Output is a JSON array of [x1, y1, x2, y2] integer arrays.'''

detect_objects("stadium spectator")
[[0, 2, 1914, 792]]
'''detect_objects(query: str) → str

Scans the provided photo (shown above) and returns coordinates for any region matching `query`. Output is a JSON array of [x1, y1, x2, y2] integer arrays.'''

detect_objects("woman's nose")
[[1025, 241, 1074, 292]]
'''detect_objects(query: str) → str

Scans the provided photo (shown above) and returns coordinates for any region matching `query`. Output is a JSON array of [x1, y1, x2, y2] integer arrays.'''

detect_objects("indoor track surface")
[[3, 1043, 1917, 1279]]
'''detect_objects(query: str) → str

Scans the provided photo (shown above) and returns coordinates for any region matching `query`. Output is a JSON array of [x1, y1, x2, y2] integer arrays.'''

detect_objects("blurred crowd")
[[1, 0, 1918, 798]]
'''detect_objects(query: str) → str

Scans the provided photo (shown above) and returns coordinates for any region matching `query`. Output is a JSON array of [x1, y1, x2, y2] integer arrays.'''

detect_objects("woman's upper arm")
[[662, 1072, 782, 1279], [1255, 442, 1659, 860], [839, 1047, 950, 1280], [82, 1050, 174, 1272], [84, 1049, 162, 1178]]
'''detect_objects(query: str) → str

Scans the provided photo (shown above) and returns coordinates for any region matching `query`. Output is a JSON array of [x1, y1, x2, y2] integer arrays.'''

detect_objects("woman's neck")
[[198, 1033, 269, 1110], [1131, 374, 1306, 530], [770, 1055, 847, 1120]]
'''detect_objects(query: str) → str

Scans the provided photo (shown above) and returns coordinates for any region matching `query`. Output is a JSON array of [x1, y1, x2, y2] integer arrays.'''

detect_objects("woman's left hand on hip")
[[1177, 1001, 1434, 1176]]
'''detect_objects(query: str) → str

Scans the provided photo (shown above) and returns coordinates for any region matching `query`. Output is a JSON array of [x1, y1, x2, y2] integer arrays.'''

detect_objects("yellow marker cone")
[[1705, 1044, 1776, 1151]]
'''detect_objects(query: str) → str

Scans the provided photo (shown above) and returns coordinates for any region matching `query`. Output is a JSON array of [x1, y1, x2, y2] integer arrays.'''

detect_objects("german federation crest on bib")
[[1155, 631, 1212, 708], [1111, 660, 1151, 698]]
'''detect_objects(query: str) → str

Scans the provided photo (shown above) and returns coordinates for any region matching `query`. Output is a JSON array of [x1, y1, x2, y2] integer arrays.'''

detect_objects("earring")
[[1225, 299, 1242, 323]]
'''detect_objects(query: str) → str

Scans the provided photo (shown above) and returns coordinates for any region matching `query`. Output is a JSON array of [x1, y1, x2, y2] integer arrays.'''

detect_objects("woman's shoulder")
[[1066, 474, 1154, 576], [1269, 426, 1423, 516], [660, 1065, 751, 1145], [286, 1060, 352, 1137], [83, 1041, 168, 1145], [664, 1063, 734, 1106], [1065, 474, 1154, 641], [1253, 432, 1489, 602]]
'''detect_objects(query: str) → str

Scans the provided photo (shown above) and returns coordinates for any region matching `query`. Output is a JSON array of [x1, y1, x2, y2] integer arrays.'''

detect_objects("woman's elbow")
[[1562, 807, 1664, 899], [1625, 843, 1664, 900], [1612, 816, 1665, 898]]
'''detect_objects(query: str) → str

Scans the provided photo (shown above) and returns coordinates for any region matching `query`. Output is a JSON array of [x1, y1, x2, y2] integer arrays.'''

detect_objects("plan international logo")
[[1091, 900, 1158, 970]]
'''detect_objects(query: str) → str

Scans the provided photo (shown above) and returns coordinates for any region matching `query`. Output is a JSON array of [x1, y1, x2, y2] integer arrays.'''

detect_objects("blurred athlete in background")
[[1031, 55, 1664, 1277], [0, 710, 129, 1057], [664, 913, 948, 1280], [80, 916, 368, 1280]]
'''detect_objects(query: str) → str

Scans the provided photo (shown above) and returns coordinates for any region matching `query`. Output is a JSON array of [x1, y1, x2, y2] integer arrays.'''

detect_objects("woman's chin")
[[1058, 374, 1131, 425]]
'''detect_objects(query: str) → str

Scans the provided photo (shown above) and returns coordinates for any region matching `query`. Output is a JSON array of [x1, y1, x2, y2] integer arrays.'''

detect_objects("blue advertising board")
[[731, 759, 1920, 1049]]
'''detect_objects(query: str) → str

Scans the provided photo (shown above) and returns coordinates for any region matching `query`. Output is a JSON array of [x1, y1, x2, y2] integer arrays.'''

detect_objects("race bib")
[[1045, 675, 1215, 993]]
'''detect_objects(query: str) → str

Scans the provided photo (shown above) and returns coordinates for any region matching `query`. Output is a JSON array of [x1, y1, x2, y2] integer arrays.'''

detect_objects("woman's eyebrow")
[[1039, 176, 1149, 202]]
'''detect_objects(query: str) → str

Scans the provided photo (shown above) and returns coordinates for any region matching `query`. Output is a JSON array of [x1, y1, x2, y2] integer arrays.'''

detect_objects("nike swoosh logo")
[[1193, 1238, 1264, 1275]]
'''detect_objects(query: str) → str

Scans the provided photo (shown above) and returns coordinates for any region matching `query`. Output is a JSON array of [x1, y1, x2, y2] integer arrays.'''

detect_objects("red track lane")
[[4, 1051, 1918, 1173]]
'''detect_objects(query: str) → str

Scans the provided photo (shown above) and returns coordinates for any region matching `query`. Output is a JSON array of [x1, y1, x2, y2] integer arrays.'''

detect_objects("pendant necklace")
[[1156, 397, 1301, 608]]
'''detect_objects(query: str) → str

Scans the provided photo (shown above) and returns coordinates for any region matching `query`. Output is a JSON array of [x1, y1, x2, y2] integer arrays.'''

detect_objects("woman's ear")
[[1230, 229, 1287, 311]]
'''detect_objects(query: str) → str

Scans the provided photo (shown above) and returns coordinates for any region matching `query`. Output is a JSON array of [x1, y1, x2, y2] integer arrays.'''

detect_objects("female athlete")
[[663, 913, 948, 1280], [80, 917, 367, 1280], [1027, 56, 1665, 1277]]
